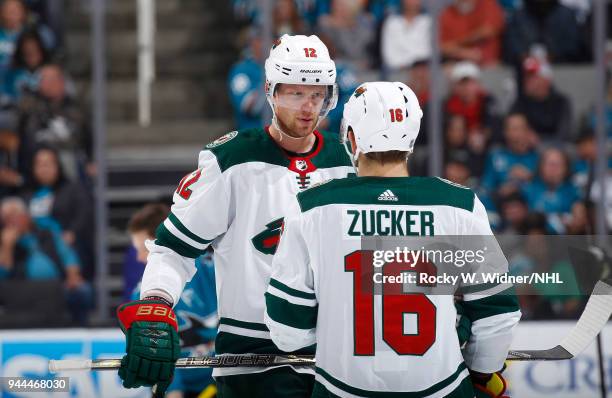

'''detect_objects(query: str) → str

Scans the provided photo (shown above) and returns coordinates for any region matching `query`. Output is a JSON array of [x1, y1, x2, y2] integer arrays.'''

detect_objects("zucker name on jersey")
[[265, 82, 521, 397]]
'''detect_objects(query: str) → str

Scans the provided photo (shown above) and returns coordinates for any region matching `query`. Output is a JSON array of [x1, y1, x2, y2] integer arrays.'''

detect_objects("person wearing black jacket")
[[22, 145, 94, 279]]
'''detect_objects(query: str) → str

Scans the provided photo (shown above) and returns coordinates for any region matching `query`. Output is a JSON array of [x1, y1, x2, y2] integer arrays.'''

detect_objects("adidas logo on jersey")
[[378, 190, 398, 201]]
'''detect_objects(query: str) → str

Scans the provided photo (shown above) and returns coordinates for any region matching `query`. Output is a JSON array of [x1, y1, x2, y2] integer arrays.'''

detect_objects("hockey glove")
[[471, 367, 509, 398], [117, 297, 180, 394]]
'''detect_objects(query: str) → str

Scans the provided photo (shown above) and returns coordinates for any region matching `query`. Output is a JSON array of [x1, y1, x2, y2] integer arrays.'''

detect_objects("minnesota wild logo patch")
[[206, 131, 238, 149], [252, 218, 284, 255]]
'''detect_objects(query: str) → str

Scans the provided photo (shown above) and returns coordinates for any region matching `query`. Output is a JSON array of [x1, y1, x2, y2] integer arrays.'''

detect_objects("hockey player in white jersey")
[[265, 82, 521, 397], [115, 34, 354, 397]]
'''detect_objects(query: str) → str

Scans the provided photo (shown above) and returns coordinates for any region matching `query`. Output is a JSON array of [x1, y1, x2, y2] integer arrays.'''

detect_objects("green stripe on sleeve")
[[155, 223, 206, 258], [265, 292, 318, 330], [462, 286, 520, 322], [269, 278, 316, 300], [167, 213, 213, 245], [219, 317, 269, 331]]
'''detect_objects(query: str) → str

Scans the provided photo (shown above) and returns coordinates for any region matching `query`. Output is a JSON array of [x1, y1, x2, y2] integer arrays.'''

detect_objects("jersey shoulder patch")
[[204, 128, 288, 172], [206, 131, 239, 149]]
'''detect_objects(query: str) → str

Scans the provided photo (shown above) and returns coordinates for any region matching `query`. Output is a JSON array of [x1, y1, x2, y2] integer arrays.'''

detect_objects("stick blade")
[[507, 345, 573, 361]]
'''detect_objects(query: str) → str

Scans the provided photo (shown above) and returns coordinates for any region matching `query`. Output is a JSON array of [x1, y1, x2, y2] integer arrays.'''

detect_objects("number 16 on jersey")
[[344, 250, 437, 356]]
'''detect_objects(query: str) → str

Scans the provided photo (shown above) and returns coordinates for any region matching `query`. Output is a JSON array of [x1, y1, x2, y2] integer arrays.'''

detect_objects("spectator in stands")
[[0, 0, 27, 81], [444, 155, 474, 188], [497, 191, 529, 235], [274, 0, 306, 36], [445, 61, 498, 146], [3, 29, 48, 102], [481, 112, 538, 196], [0, 128, 21, 197], [228, 28, 265, 130], [522, 147, 582, 234], [439, 0, 505, 66], [444, 114, 486, 177], [509, 213, 582, 319], [503, 0, 583, 64], [23, 146, 93, 278], [17, 63, 90, 181], [0, 196, 92, 323], [317, 0, 376, 70], [406, 58, 430, 145], [127, 203, 218, 398], [510, 56, 572, 141], [572, 132, 612, 204], [380, 0, 431, 71]]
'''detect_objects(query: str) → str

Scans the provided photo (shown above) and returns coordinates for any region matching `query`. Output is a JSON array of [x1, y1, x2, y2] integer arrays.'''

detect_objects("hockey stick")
[[49, 280, 612, 372], [49, 354, 316, 372], [506, 279, 612, 360]]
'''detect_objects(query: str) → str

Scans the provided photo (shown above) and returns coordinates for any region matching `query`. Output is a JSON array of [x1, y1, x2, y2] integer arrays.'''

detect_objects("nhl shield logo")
[[295, 160, 308, 171]]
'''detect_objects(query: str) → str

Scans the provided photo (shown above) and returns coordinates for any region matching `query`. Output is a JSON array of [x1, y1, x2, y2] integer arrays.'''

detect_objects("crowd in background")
[[228, 0, 612, 320], [0, 0, 93, 325], [0, 0, 608, 327]]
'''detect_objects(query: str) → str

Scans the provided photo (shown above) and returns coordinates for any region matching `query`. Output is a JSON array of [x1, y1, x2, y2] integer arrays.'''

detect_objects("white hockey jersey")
[[139, 127, 353, 376], [265, 176, 521, 397]]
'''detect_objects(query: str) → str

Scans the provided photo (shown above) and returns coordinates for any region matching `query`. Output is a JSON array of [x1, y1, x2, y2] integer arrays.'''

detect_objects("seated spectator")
[[228, 28, 265, 130], [406, 58, 430, 145], [22, 146, 94, 278], [0, 0, 27, 81], [503, 0, 583, 64], [17, 63, 90, 181], [3, 29, 48, 102], [481, 112, 538, 196], [0, 128, 21, 196], [510, 56, 572, 141], [127, 203, 218, 398], [0, 196, 92, 323], [572, 131, 595, 195], [0, 0, 54, 82], [509, 213, 582, 319], [381, 0, 431, 71], [443, 114, 486, 176], [444, 155, 477, 189], [445, 61, 499, 141], [317, 0, 376, 70], [497, 191, 529, 235], [439, 0, 505, 66], [274, 0, 306, 36], [522, 147, 582, 234]]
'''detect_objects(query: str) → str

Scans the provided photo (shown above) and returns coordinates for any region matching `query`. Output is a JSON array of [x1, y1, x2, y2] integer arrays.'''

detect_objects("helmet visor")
[[272, 83, 337, 117]]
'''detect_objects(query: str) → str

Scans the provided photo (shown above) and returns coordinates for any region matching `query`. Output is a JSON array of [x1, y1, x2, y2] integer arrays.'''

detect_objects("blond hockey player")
[[265, 82, 521, 397], [115, 34, 353, 397]]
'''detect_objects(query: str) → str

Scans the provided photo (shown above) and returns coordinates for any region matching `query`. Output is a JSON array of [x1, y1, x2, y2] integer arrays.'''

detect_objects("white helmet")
[[340, 81, 423, 162], [265, 34, 338, 122]]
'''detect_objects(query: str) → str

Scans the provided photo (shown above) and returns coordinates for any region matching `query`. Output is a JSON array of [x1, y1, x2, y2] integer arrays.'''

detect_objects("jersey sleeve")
[[459, 195, 522, 373], [265, 201, 318, 352], [140, 149, 232, 305]]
